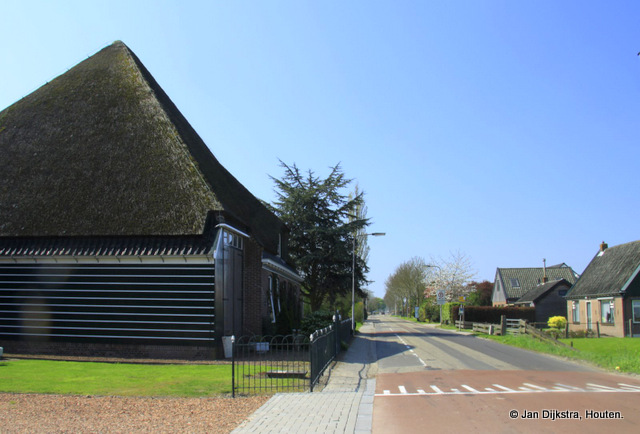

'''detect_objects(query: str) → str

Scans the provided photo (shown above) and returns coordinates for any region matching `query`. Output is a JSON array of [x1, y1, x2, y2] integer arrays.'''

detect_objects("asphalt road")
[[372, 315, 596, 373], [369, 315, 640, 433]]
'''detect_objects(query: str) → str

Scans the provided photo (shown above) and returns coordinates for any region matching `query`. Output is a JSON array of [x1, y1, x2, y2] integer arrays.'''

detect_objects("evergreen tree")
[[271, 161, 369, 312]]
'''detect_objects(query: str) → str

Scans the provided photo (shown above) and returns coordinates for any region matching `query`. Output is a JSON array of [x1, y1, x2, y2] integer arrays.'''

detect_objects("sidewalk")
[[232, 321, 377, 434]]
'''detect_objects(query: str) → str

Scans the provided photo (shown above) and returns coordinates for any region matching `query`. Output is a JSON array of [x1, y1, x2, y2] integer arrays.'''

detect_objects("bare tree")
[[384, 257, 428, 315]]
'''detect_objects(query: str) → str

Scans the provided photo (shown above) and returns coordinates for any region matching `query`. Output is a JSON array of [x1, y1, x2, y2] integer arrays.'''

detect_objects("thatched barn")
[[0, 41, 301, 359]]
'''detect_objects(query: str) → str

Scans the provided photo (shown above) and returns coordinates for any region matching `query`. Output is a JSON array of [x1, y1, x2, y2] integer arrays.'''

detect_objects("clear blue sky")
[[3, 1, 639, 299]]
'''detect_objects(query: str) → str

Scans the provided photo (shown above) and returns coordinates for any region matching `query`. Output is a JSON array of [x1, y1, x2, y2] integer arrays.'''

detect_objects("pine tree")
[[271, 161, 369, 312]]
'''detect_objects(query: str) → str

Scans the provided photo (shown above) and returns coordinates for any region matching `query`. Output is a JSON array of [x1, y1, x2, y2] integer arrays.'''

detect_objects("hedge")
[[451, 305, 535, 324]]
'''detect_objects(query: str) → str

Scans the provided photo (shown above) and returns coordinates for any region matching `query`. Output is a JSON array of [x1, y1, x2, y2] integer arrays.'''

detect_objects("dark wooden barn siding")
[[0, 262, 215, 345]]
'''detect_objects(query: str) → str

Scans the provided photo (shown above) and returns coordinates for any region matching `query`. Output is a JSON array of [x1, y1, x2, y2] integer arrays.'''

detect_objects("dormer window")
[[510, 278, 520, 288]]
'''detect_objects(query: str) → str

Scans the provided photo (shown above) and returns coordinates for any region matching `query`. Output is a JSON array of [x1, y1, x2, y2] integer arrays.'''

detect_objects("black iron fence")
[[232, 315, 352, 396]]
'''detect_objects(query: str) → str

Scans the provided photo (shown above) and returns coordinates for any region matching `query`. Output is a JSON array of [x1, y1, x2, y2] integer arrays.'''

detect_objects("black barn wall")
[[0, 262, 216, 358]]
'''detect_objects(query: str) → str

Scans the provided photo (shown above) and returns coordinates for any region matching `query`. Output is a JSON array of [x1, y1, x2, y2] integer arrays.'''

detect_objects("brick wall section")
[[0, 340, 217, 360], [243, 237, 264, 335], [567, 297, 627, 337]]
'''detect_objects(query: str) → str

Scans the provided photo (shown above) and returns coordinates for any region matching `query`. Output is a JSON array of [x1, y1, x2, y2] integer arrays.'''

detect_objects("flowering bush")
[[548, 316, 567, 330]]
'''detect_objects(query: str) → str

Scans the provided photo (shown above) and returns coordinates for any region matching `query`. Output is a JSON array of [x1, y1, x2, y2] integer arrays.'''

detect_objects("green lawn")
[[0, 360, 234, 397], [559, 337, 640, 373], [481, 333, 640, 374]]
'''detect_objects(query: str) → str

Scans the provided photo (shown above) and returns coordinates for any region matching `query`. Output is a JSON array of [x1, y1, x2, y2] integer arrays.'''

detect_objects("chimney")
[[542, 258, 548, 283], [600, 241, 608, 253]]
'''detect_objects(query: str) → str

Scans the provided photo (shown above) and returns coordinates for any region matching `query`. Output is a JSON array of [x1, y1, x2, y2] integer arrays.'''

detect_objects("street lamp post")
[[426, 264, 443, 323], [352, 232, 385, 332]]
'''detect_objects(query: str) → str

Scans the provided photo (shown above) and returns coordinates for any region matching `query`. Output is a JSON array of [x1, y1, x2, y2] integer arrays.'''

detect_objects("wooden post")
[[500, 315, 506, 336], [629, 319, 633, 338], [596, 321, 600, 338], [565, 323, 569, 339]]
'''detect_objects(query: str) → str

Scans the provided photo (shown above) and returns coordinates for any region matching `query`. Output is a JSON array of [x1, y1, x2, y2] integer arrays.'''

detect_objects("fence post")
[[333, 311, 340, 357], [231, 335, 235, 398], [596, 321, 600, 338], [500, 315, 506, 336], [309, 333, 315, 392]]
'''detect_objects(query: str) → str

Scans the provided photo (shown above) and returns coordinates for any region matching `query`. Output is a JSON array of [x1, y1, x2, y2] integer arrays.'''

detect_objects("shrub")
[[548, 316, 567, 330], [300, 310, 335, 336], [354, 301, 365, 324], [420, 301, 440, 322]]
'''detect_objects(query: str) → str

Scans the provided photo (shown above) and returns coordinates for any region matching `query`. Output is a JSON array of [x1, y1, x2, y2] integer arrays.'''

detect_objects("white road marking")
[[555, 383, 584, 391], [461, 385, 479, 393], [375, 382, 640, 397], [396, 333, 428, 367], [586, 383, 617, 391], [523, 383, 547, 391], [492, 384, 514, 392]]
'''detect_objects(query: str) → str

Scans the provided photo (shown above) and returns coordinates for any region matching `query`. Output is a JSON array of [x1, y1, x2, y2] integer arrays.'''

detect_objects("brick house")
[[565, 241, 640, 337], [0, 41, 301, 359]]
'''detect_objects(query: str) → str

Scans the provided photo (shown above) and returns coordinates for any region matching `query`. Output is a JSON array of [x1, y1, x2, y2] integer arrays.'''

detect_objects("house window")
[[572, 301, 580, 323], [223, 230, 243, 249], [558, 289, 568, 297], [510, 278, 520, 288], [267, 276, 276, 323], [275, 276, 282, 315], [600, 299, 614, 324], [633, 300, 640, 324]]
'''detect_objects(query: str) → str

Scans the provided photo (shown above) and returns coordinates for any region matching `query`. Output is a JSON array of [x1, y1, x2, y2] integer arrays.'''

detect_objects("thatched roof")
[[566, 240, 640, 299], [496, 267, 579, 300], [0, 41, 284, 254]]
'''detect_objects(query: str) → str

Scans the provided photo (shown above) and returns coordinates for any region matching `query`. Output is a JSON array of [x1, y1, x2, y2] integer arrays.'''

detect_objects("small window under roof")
[[510, 278, 520, 288]]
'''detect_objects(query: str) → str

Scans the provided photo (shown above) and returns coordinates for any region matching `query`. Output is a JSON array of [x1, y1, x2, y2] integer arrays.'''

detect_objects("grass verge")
[[0, 360, 234, 397], [480, 333, 640, 374]]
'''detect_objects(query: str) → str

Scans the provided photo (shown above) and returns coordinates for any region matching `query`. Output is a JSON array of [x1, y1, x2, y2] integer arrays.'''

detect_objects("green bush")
[[300, 310, 334, 336], [418, 299, 440, 322], [354, 301, 366, 324], [548, 316, 567, 330], [544, 328, 564, 339], [442, 302, 460, 324]]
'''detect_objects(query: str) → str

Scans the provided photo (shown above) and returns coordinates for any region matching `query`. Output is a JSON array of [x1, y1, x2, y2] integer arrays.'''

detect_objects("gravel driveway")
[[0, 393, 269, 433]]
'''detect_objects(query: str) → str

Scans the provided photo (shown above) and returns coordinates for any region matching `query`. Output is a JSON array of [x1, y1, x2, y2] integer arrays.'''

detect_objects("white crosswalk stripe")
[[376, 382, 640, 397], [430, 385, 444, 394]]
